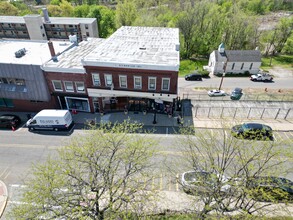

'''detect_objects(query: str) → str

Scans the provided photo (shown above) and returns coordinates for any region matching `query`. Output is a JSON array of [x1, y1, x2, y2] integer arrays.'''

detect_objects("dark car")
[[230, 87, 243, 100], [247, 176, 293, 202], [185, 73, 202, 81], [0, 114, 22, 129], [231, 123, 273, 140]]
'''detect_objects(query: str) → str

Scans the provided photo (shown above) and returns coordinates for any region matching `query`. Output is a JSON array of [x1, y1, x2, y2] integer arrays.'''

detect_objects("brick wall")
[[84, 66, 178, 94]]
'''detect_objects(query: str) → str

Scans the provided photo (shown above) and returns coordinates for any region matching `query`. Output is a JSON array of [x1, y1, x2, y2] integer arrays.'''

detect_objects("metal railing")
[[192, 106, 292, 120], [182, 93, 293, 102]]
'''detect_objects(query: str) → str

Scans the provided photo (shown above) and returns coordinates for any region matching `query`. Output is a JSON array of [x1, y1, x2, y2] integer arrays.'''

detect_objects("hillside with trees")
[[1, 0, 292, 59]]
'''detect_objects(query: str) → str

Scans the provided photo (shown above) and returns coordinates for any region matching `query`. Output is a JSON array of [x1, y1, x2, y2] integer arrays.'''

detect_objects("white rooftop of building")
[[0, 39, 73, 65], [43, 17, 96, 24], [83, 26, 180, 71], [42, 38, 105, 73], [0, 15, 96, 24]]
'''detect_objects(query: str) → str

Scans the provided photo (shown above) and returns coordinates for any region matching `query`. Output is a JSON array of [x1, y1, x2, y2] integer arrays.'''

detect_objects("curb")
[[0, 180, 8, 218]]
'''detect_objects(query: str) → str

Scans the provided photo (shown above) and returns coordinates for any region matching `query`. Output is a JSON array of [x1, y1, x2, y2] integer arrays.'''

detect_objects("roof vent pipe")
[[42, 8, 51, 23], [48, 41, 56, 58]]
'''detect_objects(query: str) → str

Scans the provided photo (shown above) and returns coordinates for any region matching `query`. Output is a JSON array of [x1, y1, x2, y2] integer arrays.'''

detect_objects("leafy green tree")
[[9, 122, 157, 219], [47, 4, 63, 16], [0, 2, 18, 16], [50, 0, 62, 5], [115, 0, 137, 27], [174, 124, 292, 218], [60, 0, 74, 17], [11, 1, 33, 15], [73, 4, 90, 17], [262, 17, 293, 56], [88, 5, 116, 38], [274, 17, 293, 53], [282, 34, 293, 54]]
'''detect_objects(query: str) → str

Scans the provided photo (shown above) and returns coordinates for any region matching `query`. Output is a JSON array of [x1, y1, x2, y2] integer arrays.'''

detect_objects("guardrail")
[[182, 93, 293, 102], [192, 106, 292, 120]]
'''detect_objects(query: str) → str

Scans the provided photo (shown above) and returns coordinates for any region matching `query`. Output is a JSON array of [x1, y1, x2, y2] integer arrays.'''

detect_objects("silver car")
[[207, 89, 226, 97], [181, 171, 231, 195]]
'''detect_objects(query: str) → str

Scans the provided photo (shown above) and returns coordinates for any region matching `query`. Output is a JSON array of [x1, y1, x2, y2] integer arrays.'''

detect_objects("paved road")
[[178, 77, 293, 91]]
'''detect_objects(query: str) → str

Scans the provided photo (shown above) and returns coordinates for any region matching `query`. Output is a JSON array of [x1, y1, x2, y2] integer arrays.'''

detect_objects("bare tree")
[[175, 123, 292, 219], [9, 121, 158, 220]]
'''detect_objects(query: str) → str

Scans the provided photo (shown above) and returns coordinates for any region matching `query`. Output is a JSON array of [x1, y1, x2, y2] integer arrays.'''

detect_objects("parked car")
[[181, 170, 231, 195], [185, 73, 202, 81], [0, 114, 21, 129], [208, 89, 226, 97], [250, 73, 273, 82], [231, 123, 273, 140], [230, 87, 243, 100], [247, 176, 293, 202]]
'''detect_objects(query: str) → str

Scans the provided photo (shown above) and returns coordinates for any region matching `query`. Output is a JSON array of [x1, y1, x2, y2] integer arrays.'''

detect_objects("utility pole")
[[218, 60, 227, 91]]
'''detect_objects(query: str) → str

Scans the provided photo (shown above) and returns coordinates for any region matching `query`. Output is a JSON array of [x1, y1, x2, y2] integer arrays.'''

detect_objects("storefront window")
[[66, 97, 89, 112]]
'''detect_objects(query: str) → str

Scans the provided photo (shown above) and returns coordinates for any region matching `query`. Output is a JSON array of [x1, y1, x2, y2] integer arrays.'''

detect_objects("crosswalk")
[[0, 167, 11, 180]]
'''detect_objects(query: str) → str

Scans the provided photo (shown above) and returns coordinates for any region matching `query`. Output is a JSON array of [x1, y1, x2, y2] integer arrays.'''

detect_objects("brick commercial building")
[[43, 26, 180, 114], [1, 26, 180, 114]]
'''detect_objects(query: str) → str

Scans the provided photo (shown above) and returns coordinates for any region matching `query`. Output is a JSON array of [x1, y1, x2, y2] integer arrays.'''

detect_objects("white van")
[[26, 109, 74, 131]]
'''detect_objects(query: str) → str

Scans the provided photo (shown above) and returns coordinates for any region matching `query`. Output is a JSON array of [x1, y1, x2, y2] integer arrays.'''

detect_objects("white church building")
[[204, 43, 262, 75]]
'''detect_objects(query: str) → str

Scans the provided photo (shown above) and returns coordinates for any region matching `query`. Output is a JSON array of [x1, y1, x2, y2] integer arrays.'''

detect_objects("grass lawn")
[[261, 55, 293, 71], [179, 59, 208, 77]]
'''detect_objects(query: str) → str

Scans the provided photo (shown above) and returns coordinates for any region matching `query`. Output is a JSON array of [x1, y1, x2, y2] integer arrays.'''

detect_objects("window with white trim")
[[104, 74, 112, 87], [52, 80, 63, 91], [64, 81, 74, 92], [148, 77, 156, 90], [119, 75, 127, 88], [75, 82, 85, 93], [162, 78, 170, 91], [134, 76, 142, 89], [92, 73, 100, 86]]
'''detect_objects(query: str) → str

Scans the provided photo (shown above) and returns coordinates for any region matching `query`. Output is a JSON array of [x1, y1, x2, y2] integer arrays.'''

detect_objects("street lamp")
[[218, 61, 227, 91], [153, 108, 157, 124]]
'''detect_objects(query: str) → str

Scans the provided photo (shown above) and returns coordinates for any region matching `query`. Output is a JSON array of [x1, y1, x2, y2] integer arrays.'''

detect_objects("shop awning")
[[87, 88, 177, 102]]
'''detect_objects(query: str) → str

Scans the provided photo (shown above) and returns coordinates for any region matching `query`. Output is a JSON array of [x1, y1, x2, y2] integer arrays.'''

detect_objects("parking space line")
[[283, 132, 290, 140], [160, 173, 163, 190], [176, 174, 179, 191], [0, 167, 8, 178]]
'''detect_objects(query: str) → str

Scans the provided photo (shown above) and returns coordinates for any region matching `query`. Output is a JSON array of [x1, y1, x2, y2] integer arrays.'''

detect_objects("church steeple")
[[218, 42, 225, 54]]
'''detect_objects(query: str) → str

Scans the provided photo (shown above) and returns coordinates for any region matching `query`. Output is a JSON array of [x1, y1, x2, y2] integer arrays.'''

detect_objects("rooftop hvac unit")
[[15, 48, 26, 58], [69, 35, 78, 45]]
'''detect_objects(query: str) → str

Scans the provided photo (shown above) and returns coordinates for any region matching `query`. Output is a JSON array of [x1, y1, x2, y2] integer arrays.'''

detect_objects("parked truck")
[[250, 73, 273, 82], [26, 109, 74, 131]]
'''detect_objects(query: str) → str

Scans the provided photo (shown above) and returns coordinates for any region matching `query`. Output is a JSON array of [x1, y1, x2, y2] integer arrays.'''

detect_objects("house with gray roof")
[[204, 43, 262, 75]]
